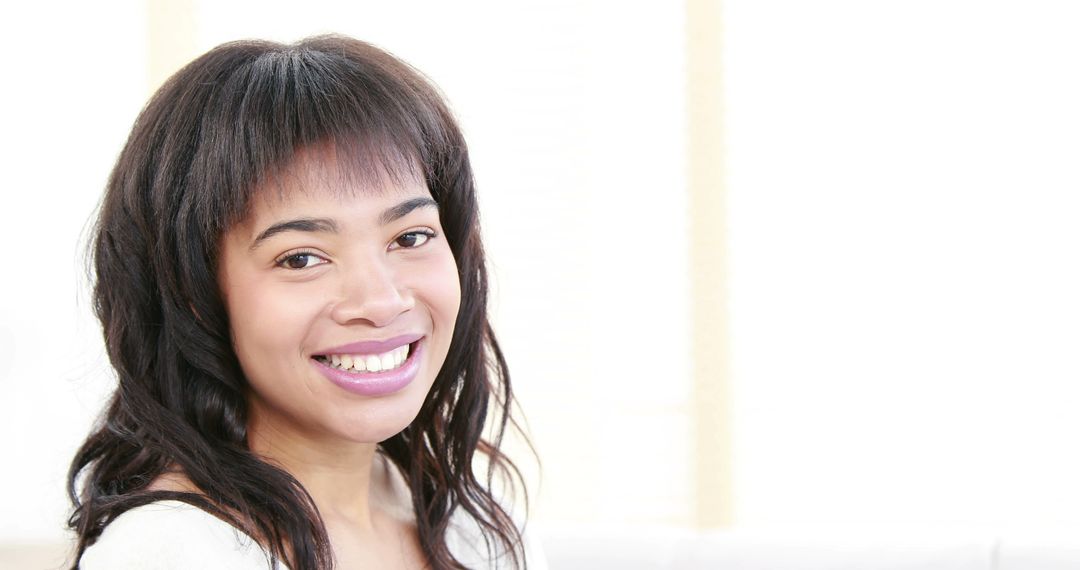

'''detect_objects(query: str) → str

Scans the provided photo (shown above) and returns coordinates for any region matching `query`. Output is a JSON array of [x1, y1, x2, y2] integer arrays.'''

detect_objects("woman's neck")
[[246, 413, 384, 531], [245, 422, 426, 568]]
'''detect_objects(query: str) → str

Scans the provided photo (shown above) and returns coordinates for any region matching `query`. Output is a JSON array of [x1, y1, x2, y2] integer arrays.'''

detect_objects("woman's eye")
[[392, 230, 435, 250], [275, 252, 326, 270]]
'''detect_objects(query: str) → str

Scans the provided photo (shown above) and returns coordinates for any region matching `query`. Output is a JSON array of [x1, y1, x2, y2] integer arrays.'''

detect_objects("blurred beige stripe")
[[0, 542, 72, 569], [687, 0, 731, 528], [147, 0, 198, 93]]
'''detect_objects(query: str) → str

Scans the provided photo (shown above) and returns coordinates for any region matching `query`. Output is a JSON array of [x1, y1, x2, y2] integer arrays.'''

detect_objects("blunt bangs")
[[174, 35, 453, 235]]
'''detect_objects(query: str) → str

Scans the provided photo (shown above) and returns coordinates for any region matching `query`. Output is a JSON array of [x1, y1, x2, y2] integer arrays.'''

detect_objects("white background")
[[2, 0, 1079, 547], [725, 0, 1080, 531]]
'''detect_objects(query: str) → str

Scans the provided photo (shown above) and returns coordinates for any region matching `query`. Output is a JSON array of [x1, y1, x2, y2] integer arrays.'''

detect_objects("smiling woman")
[[67, 35, 541, 570], [220, 160, 461, 447]]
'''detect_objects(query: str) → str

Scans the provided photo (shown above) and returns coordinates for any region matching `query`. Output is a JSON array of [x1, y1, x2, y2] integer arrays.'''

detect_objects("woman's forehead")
[[227, 180, 434, 252], [236, 143, 430, 222], [254, 174, 430, 215], [265, 143, 425, 200]]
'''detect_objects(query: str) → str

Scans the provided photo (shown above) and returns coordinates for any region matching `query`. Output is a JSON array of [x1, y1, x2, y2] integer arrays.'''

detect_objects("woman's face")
[[218, 159, 461, 447]]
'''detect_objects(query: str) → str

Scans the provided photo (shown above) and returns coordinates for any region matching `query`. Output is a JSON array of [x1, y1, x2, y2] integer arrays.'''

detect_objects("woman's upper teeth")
[[327, 344, 409, 373]]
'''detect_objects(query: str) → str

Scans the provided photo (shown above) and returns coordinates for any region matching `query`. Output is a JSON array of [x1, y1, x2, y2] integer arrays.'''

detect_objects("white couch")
[[540, 527, 1080, 570], [5, 529, 1080, 569]]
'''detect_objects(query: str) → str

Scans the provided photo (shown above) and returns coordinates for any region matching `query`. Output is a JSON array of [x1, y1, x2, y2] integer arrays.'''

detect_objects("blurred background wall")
[[1, 0, 1079, 556]]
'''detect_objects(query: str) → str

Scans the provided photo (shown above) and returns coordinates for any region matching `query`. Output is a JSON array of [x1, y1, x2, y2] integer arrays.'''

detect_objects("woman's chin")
[[329, 400, 428, 444]]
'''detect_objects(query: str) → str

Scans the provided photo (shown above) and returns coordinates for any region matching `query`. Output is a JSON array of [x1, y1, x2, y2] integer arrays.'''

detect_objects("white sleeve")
[[445, 506, 549, 570], [79, 501, 275, 570], [520, 521, 550, 570]]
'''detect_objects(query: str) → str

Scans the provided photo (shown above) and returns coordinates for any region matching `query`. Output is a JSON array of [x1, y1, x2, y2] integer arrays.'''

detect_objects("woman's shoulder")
[[442, 485, 549, 570], [446, 514, 549, 570], [79, 500, 278, 570], [377, 453, 548, 569]]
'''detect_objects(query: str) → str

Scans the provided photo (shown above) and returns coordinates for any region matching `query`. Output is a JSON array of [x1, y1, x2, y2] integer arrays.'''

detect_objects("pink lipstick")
[[315, 333, 424, 356], [311, 337, 423, 397]]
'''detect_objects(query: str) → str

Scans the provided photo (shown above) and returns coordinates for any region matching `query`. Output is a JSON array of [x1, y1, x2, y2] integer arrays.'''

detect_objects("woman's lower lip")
[[311, 341, 423, 397]]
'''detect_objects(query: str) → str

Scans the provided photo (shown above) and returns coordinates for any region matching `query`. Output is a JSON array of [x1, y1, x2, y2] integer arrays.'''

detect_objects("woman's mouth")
[[313, 341, 415, 374], [310, 340, 424, 397]]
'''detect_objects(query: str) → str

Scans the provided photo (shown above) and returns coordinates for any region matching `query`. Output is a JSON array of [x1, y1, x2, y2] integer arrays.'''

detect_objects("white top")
[[80, 499, 547, 569]]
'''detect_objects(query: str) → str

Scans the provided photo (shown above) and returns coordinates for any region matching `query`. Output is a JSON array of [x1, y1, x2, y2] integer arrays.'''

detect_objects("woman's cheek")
[[230, 279, 324, 373], [427, 250, 462, 326]]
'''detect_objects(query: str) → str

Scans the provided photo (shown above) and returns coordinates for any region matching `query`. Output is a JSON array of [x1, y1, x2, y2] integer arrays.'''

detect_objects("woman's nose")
[[329, 260, 413, 328]]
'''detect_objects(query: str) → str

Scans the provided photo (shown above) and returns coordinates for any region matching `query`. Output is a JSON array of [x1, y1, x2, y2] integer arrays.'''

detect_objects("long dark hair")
[[68, 35, 530, 570]]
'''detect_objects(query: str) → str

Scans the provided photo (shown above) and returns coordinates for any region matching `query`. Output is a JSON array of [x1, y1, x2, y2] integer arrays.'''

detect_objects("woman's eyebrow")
[[250, 218, 338, 251], [379, 197, 438, 225], [249, 197, 439, 251]]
